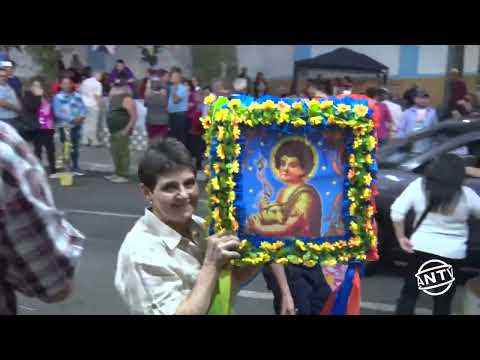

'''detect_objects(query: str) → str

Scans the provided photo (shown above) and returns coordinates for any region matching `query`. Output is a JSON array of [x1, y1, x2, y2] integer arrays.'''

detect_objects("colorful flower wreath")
[[201, 94, 379, 268]]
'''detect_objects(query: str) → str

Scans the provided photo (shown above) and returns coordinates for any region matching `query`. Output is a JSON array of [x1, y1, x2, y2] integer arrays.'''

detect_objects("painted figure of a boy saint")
[[247, 138, 322, 238]]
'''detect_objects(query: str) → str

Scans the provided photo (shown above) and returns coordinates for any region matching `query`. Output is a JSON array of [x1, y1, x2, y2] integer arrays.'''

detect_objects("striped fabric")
[[0, 122, 84, 315]]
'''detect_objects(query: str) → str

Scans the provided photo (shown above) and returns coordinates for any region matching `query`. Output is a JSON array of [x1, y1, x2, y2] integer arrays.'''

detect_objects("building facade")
[[10, 45, 480, 107], [236, 45, 480, 106], [11, 45, 193, 81]]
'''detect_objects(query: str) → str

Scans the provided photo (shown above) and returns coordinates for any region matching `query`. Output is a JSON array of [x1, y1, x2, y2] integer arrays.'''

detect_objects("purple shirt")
[[38, 98, 54, 130], [108, 67, 135, 92]]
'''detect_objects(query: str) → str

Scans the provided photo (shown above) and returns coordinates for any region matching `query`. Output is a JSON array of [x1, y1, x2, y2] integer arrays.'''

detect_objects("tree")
[[137, 45, 169, 67], [191, 45, 238, 87], [0, 45, 22, 58], [24, 45, 64, 83], [0, 45, 64, 83]]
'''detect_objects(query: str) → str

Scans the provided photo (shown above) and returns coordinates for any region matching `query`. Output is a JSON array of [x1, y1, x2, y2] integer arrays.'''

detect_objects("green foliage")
[[137, 45, 167, 67], [0, 45, 22, 54], [24, 45, 63, 83], [191, 45, 238, 86]]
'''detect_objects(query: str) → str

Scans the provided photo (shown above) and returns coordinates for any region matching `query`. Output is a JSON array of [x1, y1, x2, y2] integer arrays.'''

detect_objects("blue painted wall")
[[398, 45, 419, 78], [293, 45, 312, 61]]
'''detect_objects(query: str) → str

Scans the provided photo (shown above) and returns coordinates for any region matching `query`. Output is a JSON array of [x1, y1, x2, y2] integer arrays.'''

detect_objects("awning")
[[291, 47, 389, 93], [91, 45, 116, 55]]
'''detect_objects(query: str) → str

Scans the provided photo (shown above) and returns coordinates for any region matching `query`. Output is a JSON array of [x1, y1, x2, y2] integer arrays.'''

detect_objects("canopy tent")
[[291, 47, 389, 94], [91, 45, 117, 55]]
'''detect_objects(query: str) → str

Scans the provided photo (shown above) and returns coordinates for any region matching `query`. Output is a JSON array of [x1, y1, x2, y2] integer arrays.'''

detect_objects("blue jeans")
[[59, 125, 82, 169]]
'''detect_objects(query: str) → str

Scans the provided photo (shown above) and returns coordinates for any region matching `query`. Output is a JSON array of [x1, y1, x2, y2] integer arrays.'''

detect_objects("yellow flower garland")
[[201, 96, 378, 267]]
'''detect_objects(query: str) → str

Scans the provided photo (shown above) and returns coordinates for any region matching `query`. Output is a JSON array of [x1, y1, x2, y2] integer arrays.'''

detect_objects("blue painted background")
[[237, 126, 346, 242]]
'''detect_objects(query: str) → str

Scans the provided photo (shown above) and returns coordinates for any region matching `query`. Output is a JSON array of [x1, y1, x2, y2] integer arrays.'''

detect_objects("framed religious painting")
[[201, 94, 379, 314], [202, 94, 378, 264]]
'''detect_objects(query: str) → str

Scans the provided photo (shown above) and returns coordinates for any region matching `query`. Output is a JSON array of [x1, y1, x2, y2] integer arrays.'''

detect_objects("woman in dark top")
[[186, 80, 204, 170], [253, 72, 269, 98], [22, 77, 57, 176], [105, 79, 137, 184], [144, 74, 169, 141]]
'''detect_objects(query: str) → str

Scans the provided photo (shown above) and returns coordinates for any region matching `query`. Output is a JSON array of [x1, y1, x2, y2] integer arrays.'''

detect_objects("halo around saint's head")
[[270, 136, 319, 181]]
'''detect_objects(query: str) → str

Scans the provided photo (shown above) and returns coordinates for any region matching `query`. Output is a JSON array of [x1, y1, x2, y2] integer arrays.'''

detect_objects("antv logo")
[[415, 259, 455, 296]]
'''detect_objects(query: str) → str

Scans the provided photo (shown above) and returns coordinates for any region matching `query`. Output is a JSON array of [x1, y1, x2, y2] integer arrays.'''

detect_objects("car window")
[[452, 140, 480, 173], [415, 139, 480, 175], [381, 130, 453, 168]]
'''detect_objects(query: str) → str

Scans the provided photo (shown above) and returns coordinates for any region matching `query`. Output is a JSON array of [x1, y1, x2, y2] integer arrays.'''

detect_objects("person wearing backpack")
[[390, 153, 480, 315]]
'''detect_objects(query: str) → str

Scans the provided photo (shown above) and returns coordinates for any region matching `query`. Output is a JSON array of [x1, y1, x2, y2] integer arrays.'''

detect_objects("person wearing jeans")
[[167, 69, 188, 145], [22, 78, 57, 177], [105, 79, 137, 183], [58, 126, 82, 172], [391, 154, 480, 315], [53, 75, 87, 175]]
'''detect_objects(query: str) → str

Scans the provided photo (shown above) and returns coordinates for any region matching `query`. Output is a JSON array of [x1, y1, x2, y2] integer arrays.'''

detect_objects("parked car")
[[371, 118, 480, 272]]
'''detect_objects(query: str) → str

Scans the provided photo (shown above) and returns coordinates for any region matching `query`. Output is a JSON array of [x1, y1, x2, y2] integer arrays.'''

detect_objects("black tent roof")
[[294, 47, 389, 73]]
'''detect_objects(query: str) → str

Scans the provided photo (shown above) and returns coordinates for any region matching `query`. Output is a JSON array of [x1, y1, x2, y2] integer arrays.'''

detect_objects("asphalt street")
[[15, 146, 477, 315]]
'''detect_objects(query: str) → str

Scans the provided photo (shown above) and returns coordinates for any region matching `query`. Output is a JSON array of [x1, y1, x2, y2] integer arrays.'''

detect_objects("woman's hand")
[[204, 234, 240, 270], [281, 292, 296, 315], [120, 127, 131, 137], [398, 236, 414, 253]]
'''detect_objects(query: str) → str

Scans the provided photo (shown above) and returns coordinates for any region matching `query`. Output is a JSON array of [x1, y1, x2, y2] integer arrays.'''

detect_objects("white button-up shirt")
[[114, 209, 207, 315]]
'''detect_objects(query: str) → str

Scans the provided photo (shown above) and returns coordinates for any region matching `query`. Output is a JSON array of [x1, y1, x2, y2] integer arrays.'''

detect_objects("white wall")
[[9, 48, 41, 79], [311, 45, 400, 76], [417, 45, 448, 75], [236, 45, 294, 79], [464, 45, 479, 74]]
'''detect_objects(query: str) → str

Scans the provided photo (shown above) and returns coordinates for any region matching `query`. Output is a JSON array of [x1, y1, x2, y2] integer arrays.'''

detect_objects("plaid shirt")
[[0, 122, 85, 315]]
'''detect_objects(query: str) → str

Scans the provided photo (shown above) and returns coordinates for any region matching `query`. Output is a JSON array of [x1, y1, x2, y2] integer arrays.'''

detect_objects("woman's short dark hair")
[[274, 139, 314, 176], [186, 79, 195, 92], [138, 137, 195, 191], [424, 153, 465, 214], [82, 66, 92, 79], [365, 87, 378, 99], [60, 71, 75, 83]]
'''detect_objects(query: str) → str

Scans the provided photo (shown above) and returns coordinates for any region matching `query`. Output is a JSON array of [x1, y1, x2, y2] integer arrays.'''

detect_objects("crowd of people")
[[0, 58, 210, 184], [2, 57, 477, 186]]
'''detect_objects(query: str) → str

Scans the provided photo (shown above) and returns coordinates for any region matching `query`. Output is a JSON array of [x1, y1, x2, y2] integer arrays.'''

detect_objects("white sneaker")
[[49, 173, 62, 179], [104, 174, 116, 181], [110, 176, 129, 184], [73, 171, 85, 176]]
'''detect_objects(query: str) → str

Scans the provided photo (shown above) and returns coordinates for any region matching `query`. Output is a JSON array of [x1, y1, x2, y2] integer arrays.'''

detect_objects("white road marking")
[[238, 290, 439, 314], [63, 209, 140, 218], [19, 305, 36, 312], [238, 290, 274, 300], [79, 162, 114, 171]]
